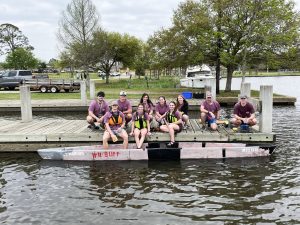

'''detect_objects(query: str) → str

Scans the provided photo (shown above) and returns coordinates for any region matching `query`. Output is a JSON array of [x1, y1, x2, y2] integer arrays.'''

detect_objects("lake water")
[[0, 76, 299, 224]]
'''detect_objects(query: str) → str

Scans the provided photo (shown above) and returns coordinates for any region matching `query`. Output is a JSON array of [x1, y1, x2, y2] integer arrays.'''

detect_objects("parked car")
[[110, 72, 121, 77], [0, 70, 33, 90]]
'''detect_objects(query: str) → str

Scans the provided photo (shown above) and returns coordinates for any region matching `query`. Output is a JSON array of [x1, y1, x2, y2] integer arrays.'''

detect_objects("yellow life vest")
[[134, 113, 147, 129], [166, 112, 178, 123]]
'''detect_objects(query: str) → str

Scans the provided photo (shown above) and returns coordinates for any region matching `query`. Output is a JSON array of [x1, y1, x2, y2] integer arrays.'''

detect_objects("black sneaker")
[[94, 125, 100, 130], [87, 124, 94, 129]]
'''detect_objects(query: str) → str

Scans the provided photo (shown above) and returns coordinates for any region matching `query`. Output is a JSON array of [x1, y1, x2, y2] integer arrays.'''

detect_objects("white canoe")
[[37, 142, 275, 161]]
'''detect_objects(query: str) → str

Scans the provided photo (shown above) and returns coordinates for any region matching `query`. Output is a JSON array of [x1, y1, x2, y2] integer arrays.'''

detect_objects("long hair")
[[158, 96, 167, 106], [140, 93, 154, 107], [175, 94, 188, 111]]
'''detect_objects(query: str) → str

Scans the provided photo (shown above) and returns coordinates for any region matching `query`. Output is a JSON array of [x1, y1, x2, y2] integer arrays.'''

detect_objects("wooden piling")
[[89, 80, 95, 100], [240, 82, 251, 98], [80, 81, 87, 105], [20, 85, 32, 122], [204, 78, 216, 98], [259, 85, 273, 133]]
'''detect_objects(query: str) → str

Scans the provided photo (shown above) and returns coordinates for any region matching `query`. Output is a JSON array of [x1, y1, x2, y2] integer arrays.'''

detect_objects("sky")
[[1, 0, 300, 62]]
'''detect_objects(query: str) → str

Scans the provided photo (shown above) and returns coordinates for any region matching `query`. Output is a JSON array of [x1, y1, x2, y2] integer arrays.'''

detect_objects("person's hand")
[[129, 132, 133, 136], [112, 135, 118, 142], [209, 112, 215, 119], [147, 132, 152, 136], [117, 127, 122, 133]]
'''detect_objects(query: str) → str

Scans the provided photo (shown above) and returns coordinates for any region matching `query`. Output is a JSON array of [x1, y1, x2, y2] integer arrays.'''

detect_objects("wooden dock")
[[0, 119, 275, 152]]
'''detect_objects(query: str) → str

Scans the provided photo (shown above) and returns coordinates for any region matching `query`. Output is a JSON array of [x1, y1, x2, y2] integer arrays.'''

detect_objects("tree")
[[90, 30, 142, 83], [57, 0, 100, 76], [0, 23, 33, 55], [149, 0, 300, 92], [2, 47, 38, 69]]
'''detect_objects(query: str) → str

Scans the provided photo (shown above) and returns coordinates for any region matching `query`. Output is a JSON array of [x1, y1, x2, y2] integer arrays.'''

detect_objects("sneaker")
[[94, 125, 100, 130], [183, 125, 187, 130], [87, 124, 94, 129], [166, 142, 174, 147]]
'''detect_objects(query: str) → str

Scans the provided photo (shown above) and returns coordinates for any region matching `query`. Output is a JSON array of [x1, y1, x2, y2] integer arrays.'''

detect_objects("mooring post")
[[259, 85, 273, 133], [80, 81, 87, 105], [204, 78, 216, 98], [240, 82, 251, 98], [20, 85, 32, 122], [89, 80, 95, 100]]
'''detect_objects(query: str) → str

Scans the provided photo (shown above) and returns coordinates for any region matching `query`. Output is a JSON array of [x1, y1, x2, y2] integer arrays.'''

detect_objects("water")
[[0, 76, 299, 224]]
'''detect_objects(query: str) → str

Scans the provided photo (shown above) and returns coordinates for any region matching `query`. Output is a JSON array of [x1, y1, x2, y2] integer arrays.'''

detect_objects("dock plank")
[[0, 119, 275, 151]]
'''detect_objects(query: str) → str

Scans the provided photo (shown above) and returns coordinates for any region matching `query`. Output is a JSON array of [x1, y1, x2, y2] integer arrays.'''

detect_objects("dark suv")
[[0, 70, 33, 90]]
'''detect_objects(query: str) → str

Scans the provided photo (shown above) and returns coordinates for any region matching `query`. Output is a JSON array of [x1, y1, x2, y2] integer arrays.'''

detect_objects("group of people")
[[87, 91, 257, 149]]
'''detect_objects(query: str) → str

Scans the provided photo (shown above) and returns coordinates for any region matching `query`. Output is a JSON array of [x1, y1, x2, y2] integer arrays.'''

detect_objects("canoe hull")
[[38, 142, 275, 161]]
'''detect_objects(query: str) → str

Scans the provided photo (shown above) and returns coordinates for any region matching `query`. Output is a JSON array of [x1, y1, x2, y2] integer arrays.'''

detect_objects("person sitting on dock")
[[103, 101, 128, 149], [130, 103, 151, 149], [200, 92, 221, 130], [155, 96, 169, 126], [117, 91, 132, 125], [176, 94, 190, 130], [87, 91, 109, 129], [140, 93, 154, 121], [160, 101, 183, 147], [231, 95, 257, 127]]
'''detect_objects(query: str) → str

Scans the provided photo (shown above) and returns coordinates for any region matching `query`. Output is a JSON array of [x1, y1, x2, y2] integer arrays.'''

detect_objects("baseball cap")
[[240, 95, 248, 99], [111, 100, 118, 106], [119, 91, 127, 96]]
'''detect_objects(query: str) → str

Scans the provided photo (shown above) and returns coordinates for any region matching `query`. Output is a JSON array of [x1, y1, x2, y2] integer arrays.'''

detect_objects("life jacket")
[[166, 112, 178, 123], [108, 111, 123, 126], [134, 113, 147, 129]]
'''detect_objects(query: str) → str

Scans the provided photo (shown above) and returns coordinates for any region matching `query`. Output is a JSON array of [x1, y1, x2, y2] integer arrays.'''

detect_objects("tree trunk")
[[105, 73, 109, 84], [225, 65, 234, 91]]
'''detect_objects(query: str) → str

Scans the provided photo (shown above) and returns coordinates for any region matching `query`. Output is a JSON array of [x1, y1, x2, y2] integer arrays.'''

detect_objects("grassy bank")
[[0, 76, 283, 100]]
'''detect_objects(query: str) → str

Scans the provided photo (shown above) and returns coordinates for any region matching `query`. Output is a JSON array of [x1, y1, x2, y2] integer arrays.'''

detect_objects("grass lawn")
[[0, 76, 283, 100]]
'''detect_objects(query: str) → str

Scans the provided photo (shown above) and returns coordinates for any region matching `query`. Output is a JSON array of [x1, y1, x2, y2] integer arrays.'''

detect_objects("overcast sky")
[[1, 0, 300, 62]]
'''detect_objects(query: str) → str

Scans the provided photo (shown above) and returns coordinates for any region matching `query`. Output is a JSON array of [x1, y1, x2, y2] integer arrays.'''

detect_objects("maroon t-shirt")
[[155, 103, 169, 115], [143, 102, 154, 114], [234, 102, 255, 118], [117, 99, 132, 113], [201, 100, 220, 119], [88, 100, 109, 117]]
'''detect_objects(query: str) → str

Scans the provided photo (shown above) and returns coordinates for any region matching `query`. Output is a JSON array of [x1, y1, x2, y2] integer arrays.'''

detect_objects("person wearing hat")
[[200, 92, 221, 130], [102, 101, 128, 149], [231, 95, 257, 127], [87, 91, 109, 129], [117, 91, 132, 124]]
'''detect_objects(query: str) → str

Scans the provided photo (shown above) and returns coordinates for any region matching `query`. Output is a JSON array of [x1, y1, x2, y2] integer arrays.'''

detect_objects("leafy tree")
[[149, 0, 300, 92], [90, 30, 142, 83], [0, 23, 33, 55], [57, 0, 100, 77], [2, 47, 38, 69]]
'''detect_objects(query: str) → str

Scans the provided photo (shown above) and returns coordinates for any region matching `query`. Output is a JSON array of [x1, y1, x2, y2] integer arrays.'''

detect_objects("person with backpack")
[[129, 104, 151, 149]]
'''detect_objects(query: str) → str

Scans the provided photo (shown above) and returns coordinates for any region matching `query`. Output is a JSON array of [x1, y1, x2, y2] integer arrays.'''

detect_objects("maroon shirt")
[[143, 102, 154, 114], [117, 99, 132, 113], [201, 100, 220, 119], [234, 102, 255, 118], [103, 111, 125, 130], [88, 100, 109, 117], [155, 103, 169, 115]]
